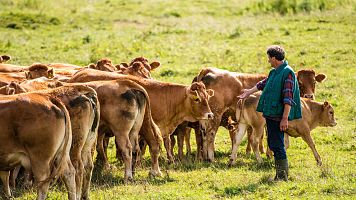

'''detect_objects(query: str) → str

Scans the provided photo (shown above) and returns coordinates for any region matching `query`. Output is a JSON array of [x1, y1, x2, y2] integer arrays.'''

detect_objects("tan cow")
[[68, 69, 214, 164], [175, 67, 327, 162], [229, 92, 337, 166], [0, 92, 76, 200]]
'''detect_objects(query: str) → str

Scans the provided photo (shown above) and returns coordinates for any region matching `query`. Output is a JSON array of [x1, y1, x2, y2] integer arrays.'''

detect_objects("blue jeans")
[[266, 118, 287, 160]]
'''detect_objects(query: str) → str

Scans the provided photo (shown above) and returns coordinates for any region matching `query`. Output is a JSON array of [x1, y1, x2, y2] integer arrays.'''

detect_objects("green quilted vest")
[[256, 61, 302, 120]]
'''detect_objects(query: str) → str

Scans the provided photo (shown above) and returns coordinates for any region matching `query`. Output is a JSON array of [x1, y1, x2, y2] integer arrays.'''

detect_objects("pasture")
[[0, 0, 355, 199]]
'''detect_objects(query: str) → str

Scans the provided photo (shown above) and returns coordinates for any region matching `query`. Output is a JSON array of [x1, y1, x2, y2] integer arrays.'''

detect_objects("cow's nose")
[[207, 112, 214, 119], [304, 94, 315, 99]]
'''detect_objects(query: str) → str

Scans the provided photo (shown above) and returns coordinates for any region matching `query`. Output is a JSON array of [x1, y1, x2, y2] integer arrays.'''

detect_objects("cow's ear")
[[149, 61, 160, 70], [115, 63, 126, 71], [316, 73, 327, 83], [206, 89, 214, 97], [120, 62, 129, 69], [48, 68, 54, 78], [0, 55, 11, 63], [191, 90, 202, 102], [25, 71, 31, 79], [55, 81, 64, 87], [323, 101, 330, 109], [88, 63, 96, 69], [6, 87, 15, 95]]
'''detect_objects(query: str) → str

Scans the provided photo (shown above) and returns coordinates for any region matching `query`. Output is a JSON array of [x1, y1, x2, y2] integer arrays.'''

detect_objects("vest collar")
[[273, 60, 288, 74]]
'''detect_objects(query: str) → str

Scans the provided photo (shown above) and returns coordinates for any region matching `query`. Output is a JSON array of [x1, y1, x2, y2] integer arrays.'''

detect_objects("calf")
[[229, 93, 337, 166], [174, 67, 327, 162]]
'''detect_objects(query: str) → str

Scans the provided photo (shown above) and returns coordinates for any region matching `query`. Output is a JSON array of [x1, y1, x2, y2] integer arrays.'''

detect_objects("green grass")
[[0, 0, 355, 199]]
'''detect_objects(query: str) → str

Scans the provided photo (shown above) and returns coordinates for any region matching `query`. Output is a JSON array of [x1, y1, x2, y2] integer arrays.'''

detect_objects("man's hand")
[[237, 89, 251, 99], [280, 117, 288, 131]]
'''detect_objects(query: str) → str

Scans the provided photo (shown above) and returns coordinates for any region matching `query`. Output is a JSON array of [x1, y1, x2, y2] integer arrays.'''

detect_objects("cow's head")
[[0, 55, 11, 63], [26, 64, 54, 79], [0, 82, 27, 95], [129, 56, 160, 71], [119, 61, 152, 79], [186, 82, 214, 121], [297, 69, 327, 99], [96, 58, 116, 72], [320, 101, 337, 127]]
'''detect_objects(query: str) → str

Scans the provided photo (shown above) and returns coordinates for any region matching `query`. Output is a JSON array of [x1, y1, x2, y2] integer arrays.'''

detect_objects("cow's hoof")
[[149, 169, 163, 178], [124, 176, 134, 184]]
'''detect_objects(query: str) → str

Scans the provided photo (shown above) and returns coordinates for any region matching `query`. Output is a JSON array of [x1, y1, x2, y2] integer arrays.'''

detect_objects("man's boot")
[[274, 159, 288, 181]]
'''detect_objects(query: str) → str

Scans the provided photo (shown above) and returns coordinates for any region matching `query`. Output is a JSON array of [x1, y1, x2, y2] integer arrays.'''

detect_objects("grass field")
[[0, 0, 355, 199]]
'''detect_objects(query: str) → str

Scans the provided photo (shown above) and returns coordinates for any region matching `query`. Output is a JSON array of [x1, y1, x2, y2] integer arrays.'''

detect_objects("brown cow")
[[74, 79, 162, 181], [0, 92, 76, 199], [1, 83, 100, 199], [68, 69, 214, 164], [0, 55, 28, 73], [0, 72, 27, 87], [25, 63, 54, 79], [0, 55, 11, 63], [230, 93, 337, 166]]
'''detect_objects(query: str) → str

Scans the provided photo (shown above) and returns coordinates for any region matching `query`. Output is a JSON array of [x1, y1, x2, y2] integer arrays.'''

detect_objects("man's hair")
[[267, 45, 285, 61]]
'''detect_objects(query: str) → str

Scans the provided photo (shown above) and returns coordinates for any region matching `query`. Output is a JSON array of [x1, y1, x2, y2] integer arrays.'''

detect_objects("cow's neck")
[[143, 82, 190, 138], [305, 100, 323, 130], [237, 73, 267, 89]]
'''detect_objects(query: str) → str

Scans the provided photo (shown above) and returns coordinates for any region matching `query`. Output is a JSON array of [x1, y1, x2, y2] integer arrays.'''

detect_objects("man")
[[238, 45, 302, 181]]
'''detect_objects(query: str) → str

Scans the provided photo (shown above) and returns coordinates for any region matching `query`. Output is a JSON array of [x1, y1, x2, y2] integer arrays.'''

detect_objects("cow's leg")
[[205, 114, 223, 162], [195, 126, 203, 162], [128, 116, 144, 179], [81, 151, 93, 200], [0, 171, 11, 197], [10, 166, 20, 188], [70, 143, 84, 199], [31, 160, 59, 200], [284, 133, 290, 149], [259, 128, 265, 154], [140, 129, 162, 177], [96, 131, 110, 170], [163, 136, 174, 164], [115, 135, 133, 182], [170, 134, 176, 160], [229, 123, 247, 166], [245, 126, 253, 155], [137, 139, 147, 167], [177, 130, 185, 161], [251, 126, 263, 163], [61, 157, 77, 200], [301, 133, 322, 166], [185, 128, 192, 156]]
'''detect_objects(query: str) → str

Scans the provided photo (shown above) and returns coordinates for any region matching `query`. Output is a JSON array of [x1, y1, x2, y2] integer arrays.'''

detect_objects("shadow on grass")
[[217, 175, 276, 198]]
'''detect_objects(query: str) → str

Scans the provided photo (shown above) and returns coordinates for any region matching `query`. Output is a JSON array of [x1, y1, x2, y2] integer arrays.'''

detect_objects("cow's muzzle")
[[304, 94, 315, 99], [205, 112, 214, 119]]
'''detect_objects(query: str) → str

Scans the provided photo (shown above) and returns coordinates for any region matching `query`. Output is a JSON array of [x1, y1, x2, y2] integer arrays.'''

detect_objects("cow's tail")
[[40, 97, 72, 186], [80, 87, 100, 132], [196, 68, 212, 82], [235, 98, 245, 124], [130, 82, 162, 147]]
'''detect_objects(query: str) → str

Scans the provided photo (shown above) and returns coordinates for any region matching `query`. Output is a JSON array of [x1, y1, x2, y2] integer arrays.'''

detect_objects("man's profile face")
[[268, 55, 276, 67]]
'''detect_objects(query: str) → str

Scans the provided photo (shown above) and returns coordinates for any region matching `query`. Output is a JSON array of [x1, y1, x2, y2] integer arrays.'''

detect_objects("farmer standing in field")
[[238, 45, 302, 181]]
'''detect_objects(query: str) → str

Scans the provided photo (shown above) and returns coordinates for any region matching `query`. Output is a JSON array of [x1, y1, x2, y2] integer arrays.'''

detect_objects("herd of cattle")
[[0, 55, 337, 200]]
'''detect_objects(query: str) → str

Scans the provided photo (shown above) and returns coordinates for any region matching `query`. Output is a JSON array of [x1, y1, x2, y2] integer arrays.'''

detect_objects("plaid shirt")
[[256, 72, 295, 121]]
